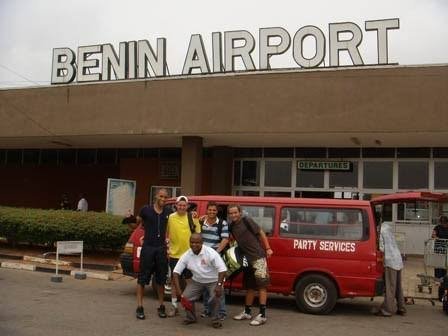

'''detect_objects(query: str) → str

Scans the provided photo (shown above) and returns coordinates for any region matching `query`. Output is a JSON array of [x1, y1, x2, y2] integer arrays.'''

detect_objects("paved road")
[[0, 268, 446, 336]]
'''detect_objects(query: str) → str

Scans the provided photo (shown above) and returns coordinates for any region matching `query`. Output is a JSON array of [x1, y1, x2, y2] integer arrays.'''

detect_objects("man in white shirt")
[[376, 221, 406, 317], [172, 233, 227, 328], [76, 194, 88, 212]]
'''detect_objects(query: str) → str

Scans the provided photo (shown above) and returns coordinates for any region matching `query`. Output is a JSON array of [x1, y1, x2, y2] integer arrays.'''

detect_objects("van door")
[[276, 206, 378, 299]]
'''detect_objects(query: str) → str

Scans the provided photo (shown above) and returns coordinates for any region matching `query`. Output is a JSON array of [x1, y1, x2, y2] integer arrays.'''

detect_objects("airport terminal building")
[[1, 63, 448, 253]]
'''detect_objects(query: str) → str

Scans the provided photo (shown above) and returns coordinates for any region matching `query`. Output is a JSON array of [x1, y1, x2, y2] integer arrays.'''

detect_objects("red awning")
[[371, 191, 448, 205]]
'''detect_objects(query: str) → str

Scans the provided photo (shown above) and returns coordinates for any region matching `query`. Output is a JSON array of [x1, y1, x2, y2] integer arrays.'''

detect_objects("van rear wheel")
[[295, 274, 337, 315]]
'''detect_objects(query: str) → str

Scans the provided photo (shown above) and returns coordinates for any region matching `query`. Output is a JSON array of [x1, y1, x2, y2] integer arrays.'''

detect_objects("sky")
[[0, 0, 447, 88]]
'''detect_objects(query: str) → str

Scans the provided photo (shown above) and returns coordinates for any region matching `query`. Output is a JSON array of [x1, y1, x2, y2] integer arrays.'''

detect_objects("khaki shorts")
[[243, 258, 270, 289]]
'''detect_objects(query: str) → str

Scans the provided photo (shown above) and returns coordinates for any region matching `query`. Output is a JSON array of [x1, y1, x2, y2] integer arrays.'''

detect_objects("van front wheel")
[[295, 274, 337, 315]]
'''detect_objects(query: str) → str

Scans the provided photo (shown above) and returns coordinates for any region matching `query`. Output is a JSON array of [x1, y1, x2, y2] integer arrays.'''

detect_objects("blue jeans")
[[202, 287, 226, 317]]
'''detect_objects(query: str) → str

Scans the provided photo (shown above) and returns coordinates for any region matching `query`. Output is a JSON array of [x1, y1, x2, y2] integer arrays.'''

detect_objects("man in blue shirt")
[[200, 202, 229, 320]]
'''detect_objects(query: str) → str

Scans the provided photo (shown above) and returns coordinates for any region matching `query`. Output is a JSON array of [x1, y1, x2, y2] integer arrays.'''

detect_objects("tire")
[[295, 274, 337, 315]]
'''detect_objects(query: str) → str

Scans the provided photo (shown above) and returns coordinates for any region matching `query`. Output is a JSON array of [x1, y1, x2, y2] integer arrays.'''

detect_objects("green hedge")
[[0, 206, 129, 250]]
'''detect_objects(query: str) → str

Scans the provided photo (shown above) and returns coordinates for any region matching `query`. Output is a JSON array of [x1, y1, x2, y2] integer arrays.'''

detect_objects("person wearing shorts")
[[227, 204, 273, 326], [136, 188, 172, 320]]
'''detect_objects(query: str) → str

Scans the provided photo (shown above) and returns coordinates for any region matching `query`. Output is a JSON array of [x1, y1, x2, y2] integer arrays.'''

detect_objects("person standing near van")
[[375, 221, 406, 317], [200, 201, 229, 320], [432, 215, 448, 279], [135, 188, 172, 319], [432, 215, 448, 300], [227, 204, 273, 326], [166, 195, 201, 317]]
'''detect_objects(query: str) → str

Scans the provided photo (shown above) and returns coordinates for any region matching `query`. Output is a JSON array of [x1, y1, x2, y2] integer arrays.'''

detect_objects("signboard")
[[298, 161, 351, 171], [57, 241, 83, 254], [51, 18, 399, 84], [105, 178, 137, 216]]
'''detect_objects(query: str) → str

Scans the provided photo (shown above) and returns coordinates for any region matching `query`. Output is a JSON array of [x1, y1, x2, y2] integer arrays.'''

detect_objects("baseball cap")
[[176, 195, 189, 203]]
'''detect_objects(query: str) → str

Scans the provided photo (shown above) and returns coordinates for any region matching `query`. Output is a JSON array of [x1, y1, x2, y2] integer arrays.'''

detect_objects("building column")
[[211, 146, 233, 195], [181, 136, 203, 195]]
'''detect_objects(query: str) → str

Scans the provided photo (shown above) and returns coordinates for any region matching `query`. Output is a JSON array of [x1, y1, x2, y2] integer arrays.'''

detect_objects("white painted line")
[[1, 262, 36, 271]]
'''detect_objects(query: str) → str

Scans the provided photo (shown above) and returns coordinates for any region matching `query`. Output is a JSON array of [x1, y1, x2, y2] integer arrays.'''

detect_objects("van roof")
[[371, 191, 448, 204], [170, 195, 370, 207]]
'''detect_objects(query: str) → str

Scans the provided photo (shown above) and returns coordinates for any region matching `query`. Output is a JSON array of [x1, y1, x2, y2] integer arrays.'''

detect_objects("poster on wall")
[[105, 178, 136, 216]]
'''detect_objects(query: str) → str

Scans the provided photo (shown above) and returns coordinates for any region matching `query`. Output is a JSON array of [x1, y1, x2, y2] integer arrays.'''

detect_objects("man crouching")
[[172, 233, 227, 328]]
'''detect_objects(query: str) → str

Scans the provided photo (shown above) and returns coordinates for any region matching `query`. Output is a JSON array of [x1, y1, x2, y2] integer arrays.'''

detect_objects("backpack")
[[228, 216, 258, 238], [187, 212, 196, 233]]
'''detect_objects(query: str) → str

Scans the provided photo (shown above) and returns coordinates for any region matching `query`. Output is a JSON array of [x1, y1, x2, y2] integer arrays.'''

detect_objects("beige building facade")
[[1, 64, 448, 253]]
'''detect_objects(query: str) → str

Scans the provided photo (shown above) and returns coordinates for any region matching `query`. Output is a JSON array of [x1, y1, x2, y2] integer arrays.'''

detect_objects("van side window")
[[240, 205, 275, 236], [280, 207, 368, 241]]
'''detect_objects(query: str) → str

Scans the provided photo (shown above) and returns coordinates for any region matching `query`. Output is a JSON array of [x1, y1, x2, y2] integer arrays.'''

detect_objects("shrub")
[[0, 206, 129, 250]]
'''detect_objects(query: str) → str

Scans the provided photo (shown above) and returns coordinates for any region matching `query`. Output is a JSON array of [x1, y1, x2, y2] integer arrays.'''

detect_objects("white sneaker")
[[233, 311, 252, 320], [249, 314, 267, 326]]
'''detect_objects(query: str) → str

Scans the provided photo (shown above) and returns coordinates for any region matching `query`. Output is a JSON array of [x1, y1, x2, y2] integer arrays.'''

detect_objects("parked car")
[[122, 194, 428, 314]]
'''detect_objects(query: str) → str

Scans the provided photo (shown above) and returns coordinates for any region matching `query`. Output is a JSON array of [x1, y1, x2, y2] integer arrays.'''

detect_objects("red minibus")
[[121, 195, 384, 314]]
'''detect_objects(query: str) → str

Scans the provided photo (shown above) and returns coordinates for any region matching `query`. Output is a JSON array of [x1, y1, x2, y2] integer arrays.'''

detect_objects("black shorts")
[[137, 245, 168, 286], [169, 257, 192, 279]]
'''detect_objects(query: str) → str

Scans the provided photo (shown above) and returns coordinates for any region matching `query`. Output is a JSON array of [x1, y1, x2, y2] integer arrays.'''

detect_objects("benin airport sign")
[[298, 161, 351, 171], [51, 18, 399, 84]]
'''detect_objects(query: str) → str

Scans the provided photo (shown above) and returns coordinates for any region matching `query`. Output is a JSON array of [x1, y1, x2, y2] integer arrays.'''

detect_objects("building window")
[[264, 191, 292, 197], [40, 149, 58, 165], [234, 148, 262, 158], [295, 147, 327, 158], [433, 148, 448, 158], [264, 161, 291, 187], [362, 148, 395, 158], [296, 169, 324, 188], [23, 149, 40, 165], [434, 161, 448, 189], [236, 190, 260, 196], [329, 162, 358, 188], [242, 161, 259, 186], [328, 148, 360, 158], [58, 149, 76, 165], [397, 148, 430, 158], [6, 149, 22, 166], [78, 149, 96, 165], [118, 148, 140, 159], [398, 161, 428, 189], [397, 202, 429, 222], [264, 148, 294, 158], [97, 149, 117, 164], [363, 161, 393, 189], [233, 161, 241, 185], [0, 150, 5, 165]]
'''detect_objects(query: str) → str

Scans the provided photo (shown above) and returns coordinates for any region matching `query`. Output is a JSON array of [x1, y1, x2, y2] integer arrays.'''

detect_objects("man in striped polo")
[[200, 201, 229, 320]]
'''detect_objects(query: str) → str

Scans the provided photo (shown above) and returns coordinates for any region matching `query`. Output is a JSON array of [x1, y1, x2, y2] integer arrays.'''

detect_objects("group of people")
[[60, 193, 88, 212], [134, 188, 272, 328]]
